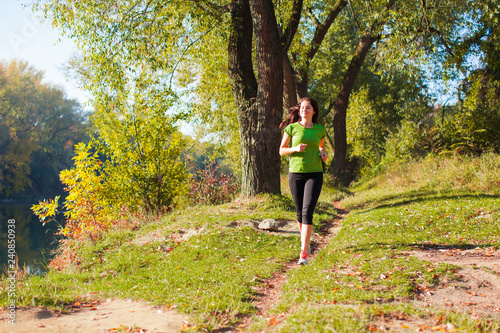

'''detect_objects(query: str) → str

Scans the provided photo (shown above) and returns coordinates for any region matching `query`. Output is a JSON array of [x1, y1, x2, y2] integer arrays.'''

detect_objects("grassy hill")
[[2, 153, 500, 332]]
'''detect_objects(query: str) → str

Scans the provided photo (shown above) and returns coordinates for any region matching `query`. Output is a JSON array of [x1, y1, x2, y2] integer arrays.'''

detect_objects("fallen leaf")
[[268, 317, 280, 326]]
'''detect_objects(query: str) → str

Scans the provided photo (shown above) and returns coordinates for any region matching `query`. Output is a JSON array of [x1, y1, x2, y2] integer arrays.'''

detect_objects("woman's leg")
[[301, 224, 313, 253], [289, 173, 305, 225], [289, 173, 309, 263], [300, 173, 323, 255]]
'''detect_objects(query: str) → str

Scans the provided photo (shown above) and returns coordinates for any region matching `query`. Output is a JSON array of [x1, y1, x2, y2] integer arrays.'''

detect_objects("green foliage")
[[92, 103, 189, 212], [0, 60, 88, 198], [32, 112, 189, 239], [345, 71, 433, 175], [442, 73, 500, 154], [383, 120, 424, 164], [176, 30, 243, 176], [34, 0, 195, 217], [384, 76, 500, 162]]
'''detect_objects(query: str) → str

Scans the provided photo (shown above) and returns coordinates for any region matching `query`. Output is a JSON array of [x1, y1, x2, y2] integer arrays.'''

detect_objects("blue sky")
[[0, 0, 90, 106]]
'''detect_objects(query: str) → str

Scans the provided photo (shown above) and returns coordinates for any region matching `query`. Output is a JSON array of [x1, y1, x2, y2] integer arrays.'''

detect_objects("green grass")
[[3, 198, 302, 329], [268, 156, 500, 332], [272, 304, 500, 332], [274, 194, 500, 312], [2, 154, 500, 331], [0, 189, 341, 330]]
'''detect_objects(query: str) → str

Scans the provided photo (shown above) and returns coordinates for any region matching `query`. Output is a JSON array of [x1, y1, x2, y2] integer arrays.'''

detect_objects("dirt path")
[[364, 247, 500, 332], [0, 298, 188, 333], [411, 247, 500, 318], [230, 200, 348, 331]]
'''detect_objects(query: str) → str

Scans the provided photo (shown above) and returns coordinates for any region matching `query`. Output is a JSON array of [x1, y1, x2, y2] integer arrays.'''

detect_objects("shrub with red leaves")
[[188, 160, 240, 205]]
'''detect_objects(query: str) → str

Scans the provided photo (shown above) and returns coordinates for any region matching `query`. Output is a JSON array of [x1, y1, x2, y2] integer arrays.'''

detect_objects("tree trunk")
[[245, 0, 283, 195], [283, 54, 298, 110], [227, 0, 283, 196], [329, 32, 377, 183], [329, 0, 397, 184], [295, 67, 308, 98]]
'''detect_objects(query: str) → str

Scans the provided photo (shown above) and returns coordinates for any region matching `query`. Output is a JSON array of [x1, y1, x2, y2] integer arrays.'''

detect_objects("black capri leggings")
[[288, 172, 323, 225]]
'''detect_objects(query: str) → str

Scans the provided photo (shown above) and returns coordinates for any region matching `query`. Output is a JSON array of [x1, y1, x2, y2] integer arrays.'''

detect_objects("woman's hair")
[[279, 97, 319, 130]]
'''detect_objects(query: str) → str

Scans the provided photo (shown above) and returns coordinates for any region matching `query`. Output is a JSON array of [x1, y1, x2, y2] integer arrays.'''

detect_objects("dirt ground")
[[0, 298, 188, 333], [2, 209, 500, 333], [411, 247, 500, 318]]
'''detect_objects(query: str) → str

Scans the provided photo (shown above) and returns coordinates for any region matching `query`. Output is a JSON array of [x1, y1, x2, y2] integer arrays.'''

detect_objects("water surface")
[[0, 203, 60, 274]]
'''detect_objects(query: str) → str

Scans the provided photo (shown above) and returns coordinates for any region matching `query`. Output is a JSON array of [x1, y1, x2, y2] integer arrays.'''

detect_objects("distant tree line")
[[0, 60, 90, 200]]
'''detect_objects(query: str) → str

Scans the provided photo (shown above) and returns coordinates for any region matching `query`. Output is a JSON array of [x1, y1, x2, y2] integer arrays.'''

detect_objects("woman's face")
[[299, 100, 314, 120]]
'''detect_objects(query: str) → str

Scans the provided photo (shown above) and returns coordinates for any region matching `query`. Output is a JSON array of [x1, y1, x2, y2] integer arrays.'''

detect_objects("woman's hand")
[[320, 150, 328, 162], [296, 143, 308, 152]]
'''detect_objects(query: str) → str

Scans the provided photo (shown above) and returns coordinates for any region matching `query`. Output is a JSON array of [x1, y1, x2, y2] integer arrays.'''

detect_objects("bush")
[[31, 142, 118, 240], [188, 160, 239, 206], [32, 124, 189, 240]]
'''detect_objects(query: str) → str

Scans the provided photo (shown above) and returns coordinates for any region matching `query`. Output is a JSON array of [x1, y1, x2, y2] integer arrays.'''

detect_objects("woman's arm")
[[279, 132, 307, 156]]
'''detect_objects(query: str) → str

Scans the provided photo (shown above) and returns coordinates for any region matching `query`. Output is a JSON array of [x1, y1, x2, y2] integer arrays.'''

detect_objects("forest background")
[[1, 0, 499, 239]]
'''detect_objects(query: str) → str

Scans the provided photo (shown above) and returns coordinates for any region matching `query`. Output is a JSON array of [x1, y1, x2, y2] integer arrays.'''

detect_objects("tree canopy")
[[36, 0, 500, 191]]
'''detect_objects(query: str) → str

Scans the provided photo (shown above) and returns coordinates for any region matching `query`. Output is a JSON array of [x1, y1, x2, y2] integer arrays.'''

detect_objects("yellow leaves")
[[107, 324, 146, 332], [415, 325, 450, 332], [33, 142, 116, 240], [31, 196, 60, 225]]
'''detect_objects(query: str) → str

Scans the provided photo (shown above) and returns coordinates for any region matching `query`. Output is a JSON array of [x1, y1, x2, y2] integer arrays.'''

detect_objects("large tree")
[[40, 0, 488, 192], [39, 0, 306, 196]]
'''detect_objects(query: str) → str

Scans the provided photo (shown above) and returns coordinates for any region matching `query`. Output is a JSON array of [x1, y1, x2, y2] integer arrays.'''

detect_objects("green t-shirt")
[[284, 123, 326, 173]]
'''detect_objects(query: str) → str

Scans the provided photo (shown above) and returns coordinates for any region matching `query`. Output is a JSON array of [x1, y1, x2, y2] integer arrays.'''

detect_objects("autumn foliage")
[[31, 143, 117, 240], [188, 160, 239, 206]]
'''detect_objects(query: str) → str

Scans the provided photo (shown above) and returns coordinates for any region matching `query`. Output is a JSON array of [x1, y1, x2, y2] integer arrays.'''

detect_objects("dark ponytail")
[[279, 97, 320, 130]]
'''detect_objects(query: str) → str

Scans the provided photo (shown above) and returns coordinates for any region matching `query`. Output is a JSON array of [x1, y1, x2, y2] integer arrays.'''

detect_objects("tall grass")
[[345, 152, 500, 209]]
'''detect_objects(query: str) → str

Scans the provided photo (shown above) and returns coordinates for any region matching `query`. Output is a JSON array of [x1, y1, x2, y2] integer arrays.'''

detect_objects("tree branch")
[[427, 27, 455, 58], [347, 0, 361, 29], [169, 25, 218, 90], [306, 7, 321, 29], [365, 0, 374, 14], [307, 0, 347, 61], [280, 0, 304, 53], [190, 0, 230, 18]]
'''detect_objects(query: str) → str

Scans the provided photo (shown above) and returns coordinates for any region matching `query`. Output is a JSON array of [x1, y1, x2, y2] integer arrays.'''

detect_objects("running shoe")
[[298, 249, 308, 265]]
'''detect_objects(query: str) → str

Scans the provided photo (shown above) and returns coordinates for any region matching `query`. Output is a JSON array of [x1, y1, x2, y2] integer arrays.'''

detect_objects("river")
[[0, 203, 60, 274]]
